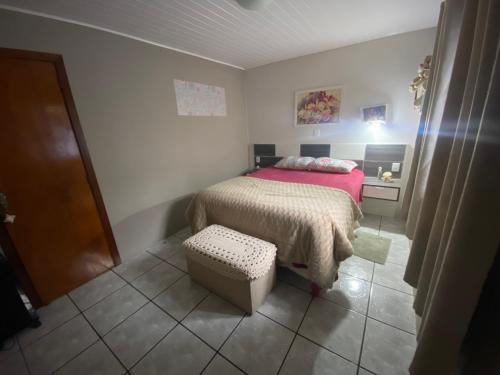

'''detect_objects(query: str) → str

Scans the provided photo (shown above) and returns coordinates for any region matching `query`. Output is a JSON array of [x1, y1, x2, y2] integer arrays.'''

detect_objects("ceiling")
[[0, 0, 441, 69]]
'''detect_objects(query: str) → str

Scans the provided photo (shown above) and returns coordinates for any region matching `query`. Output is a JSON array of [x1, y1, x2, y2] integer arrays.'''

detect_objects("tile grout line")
[[370, 280, 415, 296], [102, 298, 150, 336], [128, 257, 186, 285], [276, 331, 297, 374], [164, 257, 189, 274], [359, 364, 378, 374], [125, 224, 413, 344], [257, 291, 364, 368], [139, 233, 182, 255], [384, 259, 411, 267], [276, 294, 313, 374], [112, 270, 159, 302], [128, 322, 180, 372], [132, 252, 415, 335], [255, 291, 363, 368], [334, 263, 414, 297], [19, 293, 98, 375], [295, 332, 361, 369], [44, 295, 104, 375], [193, 310, 249, 375], [254, 310, 300, 334], [118, 232, 187, 279], [65, 266, 186, 373], [355, 260, 376, 374], [86, 260, 416, 374], [27, 224, 416, 374], [180, 322, 248, 375], [17, 336, 33, 375], [145, 271, 187, 301], [146, 250, 176, 264], [113, 258, 188, 302], [197, 351, 218, 374], [240, 297, 366, 369], [158, 256, 189, 275], [16, 233, 189, 375], [126, 292, 214, 373], [131, 284, 249, 374], [16, 306, 81, 351], [337, 269, 372, 282], [144, 282, 308, 374], [69, 274, 127, 313], [112, 257, 161, 284], [67, 293, 130, 374], [109, 279, 206, 372], [116, 256, 187, 306], [149, 272, 191, 301], [79, 282, 130, 312], [143, 245, 190, 275], [277, 277, 371, 317], [361, 316, 416, 337]]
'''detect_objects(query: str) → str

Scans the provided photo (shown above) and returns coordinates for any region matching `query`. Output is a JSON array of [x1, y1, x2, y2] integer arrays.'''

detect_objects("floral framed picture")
[[294, 86, 342, 127]]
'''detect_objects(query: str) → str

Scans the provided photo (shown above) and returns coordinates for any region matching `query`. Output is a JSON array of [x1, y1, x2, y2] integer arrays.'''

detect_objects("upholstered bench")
[[183, 225, 276, 314]]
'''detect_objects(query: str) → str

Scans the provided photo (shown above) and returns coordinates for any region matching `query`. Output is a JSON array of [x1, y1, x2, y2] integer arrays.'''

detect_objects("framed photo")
[[361, 104, 387, 123], [294, 86, 342, 127]]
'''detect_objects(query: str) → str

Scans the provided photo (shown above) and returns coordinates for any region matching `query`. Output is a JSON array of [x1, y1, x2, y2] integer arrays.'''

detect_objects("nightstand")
[[362, 177, 401, 201]]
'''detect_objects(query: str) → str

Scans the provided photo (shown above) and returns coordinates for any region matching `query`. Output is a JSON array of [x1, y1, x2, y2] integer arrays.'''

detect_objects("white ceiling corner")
[[0, 0, 441, 69]]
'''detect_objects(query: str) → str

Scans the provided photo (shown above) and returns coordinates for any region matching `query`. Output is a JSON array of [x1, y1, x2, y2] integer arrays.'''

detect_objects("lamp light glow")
[[236, 0, 274, 10]]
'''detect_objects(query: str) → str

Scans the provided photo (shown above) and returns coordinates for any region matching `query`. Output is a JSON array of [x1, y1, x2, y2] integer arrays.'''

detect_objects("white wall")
[[0, 9, 436, 256], [0, 9, 249, 260], [244, 28, 436, 148]]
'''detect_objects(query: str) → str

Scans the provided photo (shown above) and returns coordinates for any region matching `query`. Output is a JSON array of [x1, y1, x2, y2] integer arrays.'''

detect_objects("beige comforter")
[[186, 176, 362, 288]]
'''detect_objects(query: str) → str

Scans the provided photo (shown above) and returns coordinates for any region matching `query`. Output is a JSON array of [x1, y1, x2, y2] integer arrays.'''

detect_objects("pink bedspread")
[[247, 167, 364, 203]]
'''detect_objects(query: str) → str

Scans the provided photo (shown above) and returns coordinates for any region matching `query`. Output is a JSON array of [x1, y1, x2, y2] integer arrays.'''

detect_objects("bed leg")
[[310, 282, 321, 297]]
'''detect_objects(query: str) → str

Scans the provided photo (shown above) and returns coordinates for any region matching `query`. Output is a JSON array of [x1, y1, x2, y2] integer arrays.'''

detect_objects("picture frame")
[[294, 86, 342, 127], [361, 104, 387, 123]]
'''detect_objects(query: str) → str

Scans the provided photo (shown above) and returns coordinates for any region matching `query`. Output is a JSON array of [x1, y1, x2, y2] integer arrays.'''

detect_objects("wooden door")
[[0, 48, 120, 306]]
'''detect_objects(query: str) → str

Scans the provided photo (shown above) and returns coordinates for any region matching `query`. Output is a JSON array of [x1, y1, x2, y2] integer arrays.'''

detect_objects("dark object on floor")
[[459, 246, 500, 374], [0, 254, 40, 348], [310, 282, 321, 297]]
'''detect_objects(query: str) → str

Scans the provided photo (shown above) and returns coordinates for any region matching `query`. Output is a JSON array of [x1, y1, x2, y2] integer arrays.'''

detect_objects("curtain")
[[402, 0, 500, 373], [400, 3, 444, 225]]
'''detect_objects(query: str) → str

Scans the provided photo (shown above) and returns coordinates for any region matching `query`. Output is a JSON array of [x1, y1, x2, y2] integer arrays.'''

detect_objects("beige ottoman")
[[183, 225, 276, 314]]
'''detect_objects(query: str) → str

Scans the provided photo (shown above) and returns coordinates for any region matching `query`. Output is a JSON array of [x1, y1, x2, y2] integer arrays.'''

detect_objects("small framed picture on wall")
[[294, 86, 342, 127], [361, 104, 387, 124]]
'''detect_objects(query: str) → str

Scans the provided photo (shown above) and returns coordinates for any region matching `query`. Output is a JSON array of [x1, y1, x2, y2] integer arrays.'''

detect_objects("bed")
[[247, 166, 364, 203], [186, 165, 364, 290]]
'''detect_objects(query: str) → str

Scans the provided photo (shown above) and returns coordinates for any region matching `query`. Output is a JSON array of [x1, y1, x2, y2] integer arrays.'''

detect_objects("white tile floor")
[[1, 215, 417, 375]]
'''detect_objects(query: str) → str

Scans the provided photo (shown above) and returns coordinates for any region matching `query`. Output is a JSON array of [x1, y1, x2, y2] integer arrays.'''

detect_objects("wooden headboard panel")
[[253, 144, 282, 168], [253, 144, 276, 157], [363, 144, 405, 178], [300, 144, 330, 158], [251, 143, 408, 177]]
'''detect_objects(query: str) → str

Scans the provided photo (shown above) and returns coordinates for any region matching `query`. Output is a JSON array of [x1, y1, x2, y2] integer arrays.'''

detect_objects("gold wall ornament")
[[410, 55, 432, 113]]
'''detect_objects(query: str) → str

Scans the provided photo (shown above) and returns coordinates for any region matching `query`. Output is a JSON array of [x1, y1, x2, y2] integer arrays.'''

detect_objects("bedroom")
[[1, 0, 499, 374]]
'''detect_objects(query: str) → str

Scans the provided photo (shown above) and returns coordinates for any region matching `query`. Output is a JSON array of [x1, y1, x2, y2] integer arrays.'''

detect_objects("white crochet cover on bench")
[[183, 225, 277, 281]]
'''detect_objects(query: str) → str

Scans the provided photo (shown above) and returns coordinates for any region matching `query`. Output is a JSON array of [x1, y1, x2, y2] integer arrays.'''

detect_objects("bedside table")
[[362, 177, 401, 201]]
